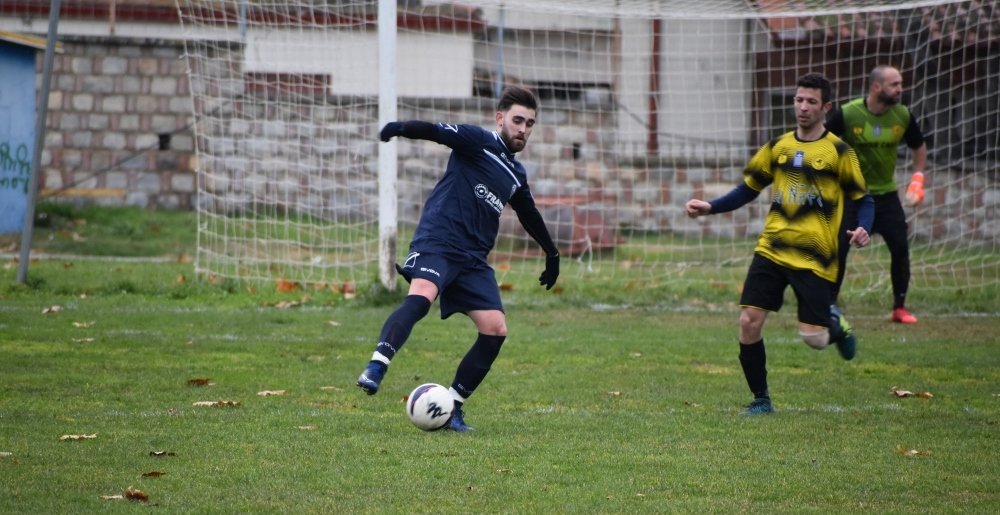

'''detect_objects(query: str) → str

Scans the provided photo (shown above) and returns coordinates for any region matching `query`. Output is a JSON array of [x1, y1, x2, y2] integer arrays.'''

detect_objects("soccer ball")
[[406, 383, 455, 431]]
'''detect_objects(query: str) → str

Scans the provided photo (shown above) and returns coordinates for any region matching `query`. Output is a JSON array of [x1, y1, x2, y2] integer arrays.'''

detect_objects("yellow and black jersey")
[[744, 130, 867, 282]]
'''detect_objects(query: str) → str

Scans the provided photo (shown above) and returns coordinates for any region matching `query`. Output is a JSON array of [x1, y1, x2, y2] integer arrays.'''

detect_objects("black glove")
[[379, 121, 403, 142], [538, 254, 559, 290]]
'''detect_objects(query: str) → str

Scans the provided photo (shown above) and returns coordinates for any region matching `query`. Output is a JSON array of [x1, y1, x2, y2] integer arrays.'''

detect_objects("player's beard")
[[878, 90, 900, 106], [500, 125, 526, 153]]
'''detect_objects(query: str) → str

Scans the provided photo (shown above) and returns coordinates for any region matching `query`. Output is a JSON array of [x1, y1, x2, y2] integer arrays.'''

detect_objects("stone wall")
[[39, 36, 195, 209], [35, 37, 1000, 245]]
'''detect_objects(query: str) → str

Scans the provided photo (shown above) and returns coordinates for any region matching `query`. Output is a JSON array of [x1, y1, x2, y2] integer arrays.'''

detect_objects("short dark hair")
[[497, 85, 539, 112], [868, 64, 893, 87], [796, 72, 833, 104]]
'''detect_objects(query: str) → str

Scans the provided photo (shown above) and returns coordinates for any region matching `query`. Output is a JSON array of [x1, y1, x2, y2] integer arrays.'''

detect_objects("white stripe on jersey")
[[482, 148, 522, 188]]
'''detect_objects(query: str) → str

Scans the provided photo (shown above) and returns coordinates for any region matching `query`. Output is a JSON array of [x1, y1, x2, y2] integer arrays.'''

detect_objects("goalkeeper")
[[826, 65, 928, 324], [355, 86, 560, 432], [686, 73, 872, 416]]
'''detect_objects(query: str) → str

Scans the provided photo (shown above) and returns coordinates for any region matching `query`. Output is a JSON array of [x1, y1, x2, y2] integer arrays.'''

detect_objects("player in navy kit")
[[356, 86, 560, 432]]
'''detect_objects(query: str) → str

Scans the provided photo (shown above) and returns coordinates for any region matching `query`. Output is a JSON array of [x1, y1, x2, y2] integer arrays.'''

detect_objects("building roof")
[[0, 29, 62, 52]]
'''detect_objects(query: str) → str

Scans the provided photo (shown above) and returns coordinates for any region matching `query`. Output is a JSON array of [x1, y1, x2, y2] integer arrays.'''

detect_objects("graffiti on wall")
[[0, 141, 31, 193]]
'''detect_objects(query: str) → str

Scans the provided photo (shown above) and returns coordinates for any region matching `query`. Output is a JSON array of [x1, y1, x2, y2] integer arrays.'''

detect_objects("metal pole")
[[17, 0, 61, 284], [494, 7, 505, 98], [377, 0, 398, 290]]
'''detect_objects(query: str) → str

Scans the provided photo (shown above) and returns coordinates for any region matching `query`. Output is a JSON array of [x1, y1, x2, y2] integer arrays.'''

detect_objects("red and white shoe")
[[891, 307, 918, 324]]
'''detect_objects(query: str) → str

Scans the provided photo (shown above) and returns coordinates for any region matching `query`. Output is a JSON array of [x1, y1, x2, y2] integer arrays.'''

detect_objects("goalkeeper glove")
[[538, 254, 559, 290], [379, 122, 403, 142], [905, 172, 925, 206]]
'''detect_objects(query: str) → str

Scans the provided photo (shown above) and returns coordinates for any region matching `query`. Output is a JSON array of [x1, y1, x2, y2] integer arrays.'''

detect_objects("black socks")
[[374, 295, 431, 361], [738, 339, 769, 400], [451, 333, 506, 400]]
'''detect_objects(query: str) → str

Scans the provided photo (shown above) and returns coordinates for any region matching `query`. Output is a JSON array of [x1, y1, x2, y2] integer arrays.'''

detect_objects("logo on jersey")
[[872, 124, 882, 137], [402, 252, 420, 269], [441, 123, 459, 133], [773, 182, 823, 208], [792, 151, 805, 168], [474, 184, 504, 214]]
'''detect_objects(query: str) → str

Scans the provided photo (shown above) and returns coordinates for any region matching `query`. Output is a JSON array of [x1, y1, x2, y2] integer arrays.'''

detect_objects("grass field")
[[1, 205, 998, 512]]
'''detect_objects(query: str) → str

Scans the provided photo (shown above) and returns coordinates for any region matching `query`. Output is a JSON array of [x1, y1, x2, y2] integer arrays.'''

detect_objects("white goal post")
[[176, 0, 999, 310]]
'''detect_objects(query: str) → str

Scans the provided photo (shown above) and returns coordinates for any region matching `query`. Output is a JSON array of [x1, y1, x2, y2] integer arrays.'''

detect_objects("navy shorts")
[[739, 253, 832, 327], [397, 249, 503, 319]]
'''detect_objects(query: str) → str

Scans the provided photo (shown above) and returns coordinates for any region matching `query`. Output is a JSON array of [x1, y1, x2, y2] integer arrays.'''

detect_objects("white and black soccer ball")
[[406, 383, 455, 431]]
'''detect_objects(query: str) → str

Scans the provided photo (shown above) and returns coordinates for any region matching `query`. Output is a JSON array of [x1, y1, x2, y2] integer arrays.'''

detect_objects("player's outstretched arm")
[[686, 199, 712, 218], [687, 183, 760, 218], [379, 120, 437, 142]]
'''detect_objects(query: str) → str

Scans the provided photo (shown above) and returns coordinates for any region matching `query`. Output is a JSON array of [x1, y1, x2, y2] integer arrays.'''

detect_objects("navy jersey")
[[411, 123, 535, 261]]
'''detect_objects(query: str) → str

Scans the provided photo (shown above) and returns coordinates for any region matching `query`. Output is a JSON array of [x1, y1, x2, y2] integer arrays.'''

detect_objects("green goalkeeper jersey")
[[827, 97, 925, 195]]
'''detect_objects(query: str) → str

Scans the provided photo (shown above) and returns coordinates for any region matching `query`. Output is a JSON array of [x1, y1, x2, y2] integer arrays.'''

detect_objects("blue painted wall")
[[0, 41, 36, 234]]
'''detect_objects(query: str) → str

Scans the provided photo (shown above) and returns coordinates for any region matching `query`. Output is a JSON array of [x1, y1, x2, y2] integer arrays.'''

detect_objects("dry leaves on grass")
[[101, 487, 149, 502], [276, 278, 299, 293], [142, 471, 167, 478], [42, 305, 62, 314], [896, 445, 933, 457], [192, 400, 240, 407], [186, 378, 214, 387], [149, 450, 176, 457], [60, 433, 97, 441], [257, 390, 287, 396], [891, 386, 934, 398]]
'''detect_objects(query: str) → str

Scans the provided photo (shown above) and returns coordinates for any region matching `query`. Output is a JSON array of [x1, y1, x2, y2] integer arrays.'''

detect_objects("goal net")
[[177, 0, 999, 312]]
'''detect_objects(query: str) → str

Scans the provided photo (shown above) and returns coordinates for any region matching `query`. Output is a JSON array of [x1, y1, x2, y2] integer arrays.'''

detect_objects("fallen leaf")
[[496, 468, 512, 473], [192, 400, 240, 407], [149, 451, 176, 457], [0, 452, 12, 457], [100, 495, 125, 501], [276, 278, 299, 293], [71, 338, 95, 344], [296, 425, 317, 431], [896, 445, 932, 457], [175, 274, 187, 285], [684, 401, 703, 408], [142, 471, 167, 478], [60, 433, 98, 440], [891, 386, 934, 398], [124, 487, 149, 502], [498, 282, 514, 291], [186, 378, 213, 387], [607, 391, 623, 397], [891, 386, 914, 397], [327, 320, 340, 327], [319, 386, 343, 391], [257, 390, 287, 396], [42, 305, 62, 314], [72, 321, 95, 328]]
